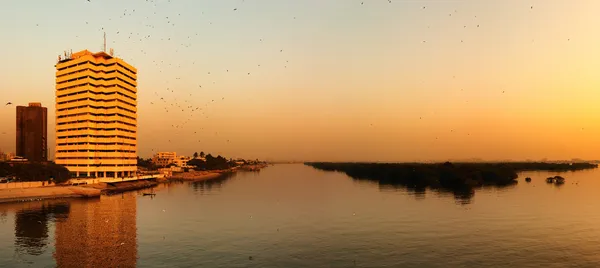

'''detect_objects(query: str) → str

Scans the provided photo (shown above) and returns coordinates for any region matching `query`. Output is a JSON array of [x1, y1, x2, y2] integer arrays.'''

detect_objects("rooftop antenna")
[[103, 32, 106, 52]]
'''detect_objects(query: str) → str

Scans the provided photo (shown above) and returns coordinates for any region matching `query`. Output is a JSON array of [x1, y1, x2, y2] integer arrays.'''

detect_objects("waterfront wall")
[[68, 175, 165, 185], [0, 181, 55, 189], [0, 175, 164, 190]]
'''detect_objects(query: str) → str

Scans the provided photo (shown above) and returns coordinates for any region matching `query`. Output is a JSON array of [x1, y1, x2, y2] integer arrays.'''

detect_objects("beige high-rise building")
[[55, 49, 137, 178]]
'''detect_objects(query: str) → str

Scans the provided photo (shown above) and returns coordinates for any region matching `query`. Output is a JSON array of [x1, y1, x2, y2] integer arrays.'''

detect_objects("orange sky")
[[1, 0, 600, 162]]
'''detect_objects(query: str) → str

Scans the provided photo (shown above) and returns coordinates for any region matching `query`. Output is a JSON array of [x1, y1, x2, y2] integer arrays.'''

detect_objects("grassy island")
[[305, 162, 598, 190]]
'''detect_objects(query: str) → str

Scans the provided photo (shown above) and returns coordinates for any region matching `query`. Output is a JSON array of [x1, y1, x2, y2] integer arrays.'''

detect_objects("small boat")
[[142, 193, 156, 196], [554, 176, 565, 184], [546, 177, 554, 183], [525, 177, 532, 182]]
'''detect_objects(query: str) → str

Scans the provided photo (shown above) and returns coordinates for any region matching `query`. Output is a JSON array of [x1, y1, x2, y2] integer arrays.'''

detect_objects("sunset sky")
[[1, 0, 600, 162]]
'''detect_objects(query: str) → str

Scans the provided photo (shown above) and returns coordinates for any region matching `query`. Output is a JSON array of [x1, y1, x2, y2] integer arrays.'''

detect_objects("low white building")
[[175, 156, 192, 168], [152, 152, 199, 169], [152, 152, 177, 167]]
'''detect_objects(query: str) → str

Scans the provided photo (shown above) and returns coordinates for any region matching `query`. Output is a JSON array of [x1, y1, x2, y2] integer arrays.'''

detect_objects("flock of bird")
[[1, 1, 577, 146], [89, 0, 296, 145]]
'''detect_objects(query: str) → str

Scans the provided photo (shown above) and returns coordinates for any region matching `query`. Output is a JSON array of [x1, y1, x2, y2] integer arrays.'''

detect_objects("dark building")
[[16, 103, 47, 162]]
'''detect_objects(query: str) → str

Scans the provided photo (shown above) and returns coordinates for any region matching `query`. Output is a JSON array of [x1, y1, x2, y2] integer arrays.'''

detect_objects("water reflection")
[[14, 202, 70, 256], [190, 172, 237, 194], [0, 211, 7, 224], [54, 193, 137, 267], [373, 178, 522, 204]]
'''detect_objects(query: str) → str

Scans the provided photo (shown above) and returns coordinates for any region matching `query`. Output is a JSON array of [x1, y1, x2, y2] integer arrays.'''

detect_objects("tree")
[[137, 157, 157, 170], [188, 158, 206, 170], [189, 154, 230, 170], [200, 151, 205, 158], [193, 152, 199, 159], [0, 162, 71, 184]]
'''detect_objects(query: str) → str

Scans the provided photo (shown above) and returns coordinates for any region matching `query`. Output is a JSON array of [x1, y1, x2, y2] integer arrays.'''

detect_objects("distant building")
[[16, 102, 48, 162], [10, 156, 28, 163], [0, 151, 9, 162], [158, 166, 182, 174], [151, 152, 193, 168], [175, 156, 192, 168], [152, 152, 177, 167], [55, 49, 138, 178]]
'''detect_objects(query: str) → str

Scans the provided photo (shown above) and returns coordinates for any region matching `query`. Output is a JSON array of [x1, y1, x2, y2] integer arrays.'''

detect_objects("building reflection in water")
[[54, 193, 138, 267], [190, 172, 237, 194], [14, 202, 70, 256]]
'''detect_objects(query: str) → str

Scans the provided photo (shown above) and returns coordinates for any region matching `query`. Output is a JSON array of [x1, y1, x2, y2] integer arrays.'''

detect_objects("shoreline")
[[0, 164, 269, 204], [0, 186, 101, 204], [83, 180, 159, 194], [168, 171, 228, 182]]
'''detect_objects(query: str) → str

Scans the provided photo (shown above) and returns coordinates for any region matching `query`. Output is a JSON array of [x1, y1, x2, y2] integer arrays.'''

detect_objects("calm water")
[[2, 164, 600, 267]]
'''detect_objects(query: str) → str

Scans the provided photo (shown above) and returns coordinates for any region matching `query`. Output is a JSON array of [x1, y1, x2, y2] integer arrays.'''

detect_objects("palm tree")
[[193, 152, 199, 159], [200, 151, 205, 158]]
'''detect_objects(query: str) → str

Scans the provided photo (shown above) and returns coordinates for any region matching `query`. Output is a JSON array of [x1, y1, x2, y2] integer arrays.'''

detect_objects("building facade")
[[152, 152, 177, 167], [151, 152, 193, 168], [55, 50, 138, 178], [175, 156, 192, 168], [16, 103, 48, 162]]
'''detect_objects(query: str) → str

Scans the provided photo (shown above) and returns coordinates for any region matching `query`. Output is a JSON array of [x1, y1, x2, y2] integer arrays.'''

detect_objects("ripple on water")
[[2, 165, 600, 267]]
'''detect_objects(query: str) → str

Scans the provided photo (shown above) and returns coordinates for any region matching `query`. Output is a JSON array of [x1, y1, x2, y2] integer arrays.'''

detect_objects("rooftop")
[[57, 49, 115, 64]]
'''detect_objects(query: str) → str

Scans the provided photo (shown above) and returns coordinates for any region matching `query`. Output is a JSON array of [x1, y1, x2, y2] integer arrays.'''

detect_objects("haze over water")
[[2, 165, 600, 267]]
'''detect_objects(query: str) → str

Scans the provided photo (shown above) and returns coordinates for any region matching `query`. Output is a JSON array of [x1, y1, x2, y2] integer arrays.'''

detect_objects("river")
[[1, 164, 600, 267]]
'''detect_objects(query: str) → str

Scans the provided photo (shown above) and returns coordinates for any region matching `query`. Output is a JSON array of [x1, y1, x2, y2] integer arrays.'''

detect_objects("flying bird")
[[5, 102, 12, 105]]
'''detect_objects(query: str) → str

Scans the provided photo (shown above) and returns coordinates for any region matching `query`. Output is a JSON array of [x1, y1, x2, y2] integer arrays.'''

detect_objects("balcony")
[[57, 69, 137, 87], [57, 85, 137, 101], [56, 93, 137, 108], [55, 136, 137, 144], [56, 121, 137, 132], [56, 107, 137, 120], [56, 77, 137, 93], [55, 152, 137, 158]]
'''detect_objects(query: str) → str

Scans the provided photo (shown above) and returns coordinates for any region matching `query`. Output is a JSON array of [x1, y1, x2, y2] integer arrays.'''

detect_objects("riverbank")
[[83, 179, 159, 194], [0, 179, 157, 203], [0, 186, 101, 204], [169, 171, 227, 181], [0, 163, 270, 203], [169, 164, 269, 181]]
